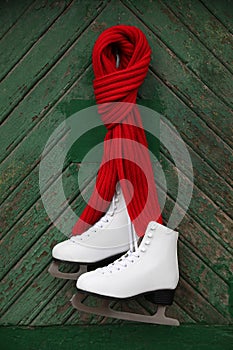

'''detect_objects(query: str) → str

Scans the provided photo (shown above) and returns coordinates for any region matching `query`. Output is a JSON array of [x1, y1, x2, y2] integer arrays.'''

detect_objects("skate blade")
[[71, 293, 180, 326], [48, 261, 87, 280]]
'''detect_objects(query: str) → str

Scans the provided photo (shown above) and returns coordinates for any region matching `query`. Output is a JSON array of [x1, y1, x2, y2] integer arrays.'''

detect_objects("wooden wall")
[[0, 0, 232, 326]]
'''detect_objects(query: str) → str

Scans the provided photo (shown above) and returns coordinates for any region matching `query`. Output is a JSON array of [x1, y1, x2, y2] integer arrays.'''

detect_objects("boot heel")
[[145, 289, 175, 305]]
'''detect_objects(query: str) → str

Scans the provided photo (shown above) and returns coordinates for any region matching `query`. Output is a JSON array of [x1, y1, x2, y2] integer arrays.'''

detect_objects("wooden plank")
[[201, 0, 233, 32], [159, 193, 232, 321], [0, 265, 70, 325], [159, 153, 232, 251], [123, 0, 233, 108], [1, 325, 233, 350], [0, 98, 95, 239], [144, 70, 233, 217], [159, 182, 233, 283], [0, 162, 96, 280], [1, 267, 75, 325], [0, 0, 34, 40], [155, 157, 231, 320], [122, 0, 233, 147], [0, 0, 108, 123], [0, 64, 92, 164], [0, 176, 94, 317], [31, 282, 195, 325], [0, 67, 92, 204], [179, 241, 230, 320], [29, 280, 79, 326], [0, 149, 70, 240], [175, 278, 228, 324], [162, 0, 233, 73], [0, 0, 72, 81], [66, 99, 160, 163]]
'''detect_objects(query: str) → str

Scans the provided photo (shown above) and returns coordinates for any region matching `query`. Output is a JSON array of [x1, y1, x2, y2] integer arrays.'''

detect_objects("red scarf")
[[72, 25, 162, 237]]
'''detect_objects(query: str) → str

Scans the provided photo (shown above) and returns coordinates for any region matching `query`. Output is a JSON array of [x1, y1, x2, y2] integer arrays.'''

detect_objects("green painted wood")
[[32, 285, 195, 326], [123, 0, 233, 109], [154, 160, 232, 321], [1, 325, 233, 350], [63, 99, 160, 163], [179, 242, 230, 320], [175, 278, 228, 324], [0, 46, 90, 166], [143, 70, 233, 218], [0, 0, 108, 123], [162, 0, 233, 73], [201, 0, 233, 32], [122, 0, 233, 147], [0, 0, 232, 327], [0, 173, 95, 318], [0, 0, 72, 81], [0, 163, 96, 281], [158, 153, 232, 255], [0, 0, 34, 39]]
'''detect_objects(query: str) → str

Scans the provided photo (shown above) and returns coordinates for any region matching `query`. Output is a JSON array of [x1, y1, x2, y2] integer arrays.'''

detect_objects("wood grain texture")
[[0, 0, 232, 326], [0, 0, 72, 81], [0, 0, 34, 40], [201, 0, 233, 32], [162, 0, 233, 73]]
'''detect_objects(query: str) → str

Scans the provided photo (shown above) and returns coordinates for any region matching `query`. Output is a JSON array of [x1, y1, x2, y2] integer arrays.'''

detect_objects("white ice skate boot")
[[49, 185, 135, 280], [72, 221, 179, 325]]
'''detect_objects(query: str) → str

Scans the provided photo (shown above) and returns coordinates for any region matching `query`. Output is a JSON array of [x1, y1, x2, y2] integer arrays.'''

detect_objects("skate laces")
[[99, 250, 140, 274], [89, 188, 121, 231], [99, 212, 139, 274], [70, 189, 121, 242]]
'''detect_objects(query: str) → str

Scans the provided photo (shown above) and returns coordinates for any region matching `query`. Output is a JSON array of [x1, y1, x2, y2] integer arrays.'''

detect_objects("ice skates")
[[49, 186, 134, 280], [71, 221, 180, 325]]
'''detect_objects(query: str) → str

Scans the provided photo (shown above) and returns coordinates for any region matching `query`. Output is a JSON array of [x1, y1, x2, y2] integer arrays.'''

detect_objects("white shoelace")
[[89, 192, 119, 232], [70, 190, 120, 242], [89, 194, 119, 232], [98, 211, 139, 274], [99, 250, 140, 274]]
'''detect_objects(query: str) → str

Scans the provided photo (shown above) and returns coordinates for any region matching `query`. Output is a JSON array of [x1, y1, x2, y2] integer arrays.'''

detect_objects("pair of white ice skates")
[[49, 187, 180, 325]]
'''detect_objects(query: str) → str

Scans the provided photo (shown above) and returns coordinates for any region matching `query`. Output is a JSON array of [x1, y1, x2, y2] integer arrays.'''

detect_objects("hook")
[[116, 52, 120, 68]]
